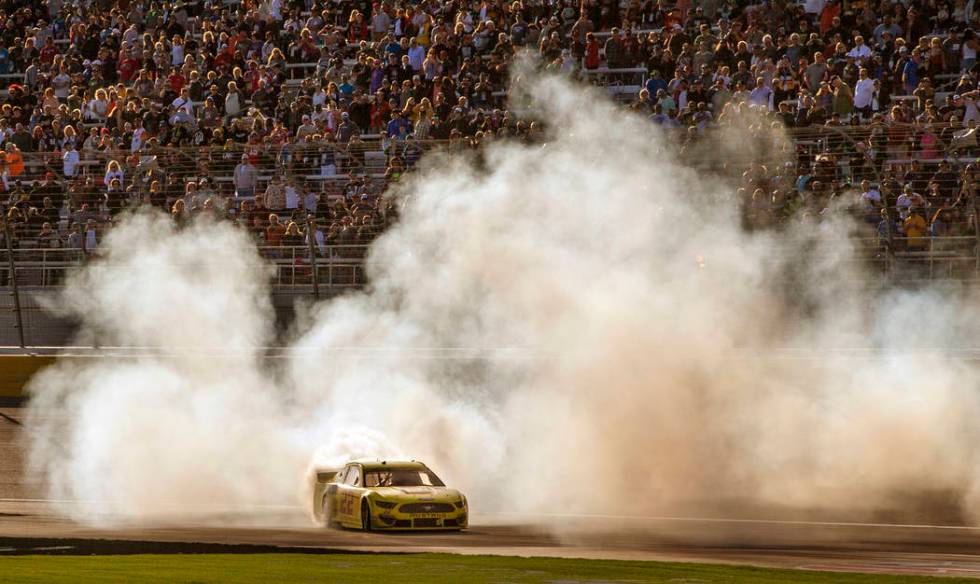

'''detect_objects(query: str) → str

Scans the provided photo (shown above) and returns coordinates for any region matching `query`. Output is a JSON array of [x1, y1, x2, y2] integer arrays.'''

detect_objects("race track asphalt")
[[5, 407, 980, 578]]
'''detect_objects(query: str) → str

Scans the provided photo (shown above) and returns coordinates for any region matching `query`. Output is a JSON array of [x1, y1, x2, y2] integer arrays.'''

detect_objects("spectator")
[[66, 223, 82, 250], [72, 203, 99, 228], [284, 179, 301, 212], [605, 28, 625, 69], [4, 143, 23, 179], [832, 78, 854, 119], [749, 78, 772, 110], [847, 35, 873, 64], [264, 176, 287, 211], [38, 196, 59, 225], [104, 160, 124, 189], [265, 214, 286, 247], [904, 207, 929, 250], [903, 51, 922, 94], [386, 110, 412, 138], [234, 155, 257, 200], [83, 220, 98, 252], [853, 68, 876, 119], [859, 180, 882, 223], [85, 88, 110, 122], [282, 222, 304, 247], [171, 199, 189, 227], [962, 30, 979, 72], [225, 81, 243, 120], [37, 222, 59, 248], [584, 33, 601, 70], [407, 38, 425, 72], [337, 112, 361, 142]]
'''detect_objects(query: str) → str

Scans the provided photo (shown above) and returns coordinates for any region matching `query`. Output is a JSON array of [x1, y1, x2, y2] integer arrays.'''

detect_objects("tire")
[[321, 495, 336, 529], [361, 499, 372, 532], [314, 496, 324, 525]]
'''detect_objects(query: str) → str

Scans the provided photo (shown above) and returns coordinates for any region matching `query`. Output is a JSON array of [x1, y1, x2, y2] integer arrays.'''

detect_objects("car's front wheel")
[[361, 499, 372, 531]]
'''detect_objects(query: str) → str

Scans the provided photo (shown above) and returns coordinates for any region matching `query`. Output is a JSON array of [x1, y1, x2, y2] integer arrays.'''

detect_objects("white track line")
[[479, 511, 980, 531]]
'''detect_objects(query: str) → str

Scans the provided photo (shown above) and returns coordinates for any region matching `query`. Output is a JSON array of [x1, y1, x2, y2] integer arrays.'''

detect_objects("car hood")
[[369, 486, 463, 501]]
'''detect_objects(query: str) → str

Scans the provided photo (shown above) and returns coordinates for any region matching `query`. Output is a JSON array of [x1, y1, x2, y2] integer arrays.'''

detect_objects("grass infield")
[[0, 552, 973, 583]]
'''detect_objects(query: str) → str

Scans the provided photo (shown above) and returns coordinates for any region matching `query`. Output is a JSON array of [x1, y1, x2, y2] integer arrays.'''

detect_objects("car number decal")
[[340, 493, 355, 516]]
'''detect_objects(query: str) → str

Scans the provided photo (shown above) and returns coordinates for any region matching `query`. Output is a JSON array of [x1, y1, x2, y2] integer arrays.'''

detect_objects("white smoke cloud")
[[25, 67, 980, 527]]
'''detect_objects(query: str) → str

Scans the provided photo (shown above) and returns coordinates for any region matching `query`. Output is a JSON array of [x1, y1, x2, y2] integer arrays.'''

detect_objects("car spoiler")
[[313, 469, 338, 484]]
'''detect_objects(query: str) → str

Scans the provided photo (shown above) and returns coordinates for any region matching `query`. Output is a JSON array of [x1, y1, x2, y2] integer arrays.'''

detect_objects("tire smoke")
[[26, 68, 980, 526]]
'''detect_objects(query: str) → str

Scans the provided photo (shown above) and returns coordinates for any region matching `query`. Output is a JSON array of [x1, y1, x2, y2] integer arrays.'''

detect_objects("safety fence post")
[[307, 217, 320, 301], [2, 216, 25, 348]]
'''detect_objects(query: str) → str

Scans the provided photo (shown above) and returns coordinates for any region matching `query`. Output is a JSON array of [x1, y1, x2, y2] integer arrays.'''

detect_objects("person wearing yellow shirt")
[[904, 207, 928, 251]]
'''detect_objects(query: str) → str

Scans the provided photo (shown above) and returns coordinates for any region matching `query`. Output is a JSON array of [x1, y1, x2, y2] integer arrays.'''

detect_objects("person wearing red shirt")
[[297, 30, 319, 61], [213, 33, 240, 68], [820, 0, 841, 35], [214, 45, 236, 68], [168, 70, 186, 93], [244, 62, 262, 94], [118, 56, 140, 81], [584, 33, 601, 70], [118, 44, 140, 82], [348, 10, 369, 43], [370, 94, 392, 132], [38, 37, 58, 65]]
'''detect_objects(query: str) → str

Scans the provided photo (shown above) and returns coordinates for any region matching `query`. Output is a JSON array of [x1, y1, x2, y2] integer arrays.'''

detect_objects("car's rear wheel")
[[361, 500, 372, 531], [321, 496, 335, 529]]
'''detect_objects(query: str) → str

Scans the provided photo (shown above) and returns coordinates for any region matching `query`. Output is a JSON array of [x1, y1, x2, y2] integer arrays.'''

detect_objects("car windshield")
[[364, 468, 445, 488]]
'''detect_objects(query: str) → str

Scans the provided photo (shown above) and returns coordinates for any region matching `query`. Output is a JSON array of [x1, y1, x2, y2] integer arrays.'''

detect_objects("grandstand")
[[0, 0, 979, 334]]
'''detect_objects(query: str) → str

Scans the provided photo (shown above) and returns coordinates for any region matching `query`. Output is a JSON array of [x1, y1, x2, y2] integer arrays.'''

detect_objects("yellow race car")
[[314, 460, 468, 531]]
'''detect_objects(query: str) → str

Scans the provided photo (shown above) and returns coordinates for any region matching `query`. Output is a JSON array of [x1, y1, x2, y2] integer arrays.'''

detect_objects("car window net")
[[365, 469, 444, 487]]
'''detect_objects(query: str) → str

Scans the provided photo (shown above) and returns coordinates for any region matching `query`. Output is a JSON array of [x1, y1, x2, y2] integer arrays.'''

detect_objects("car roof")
[[350, 460, 428, 471]]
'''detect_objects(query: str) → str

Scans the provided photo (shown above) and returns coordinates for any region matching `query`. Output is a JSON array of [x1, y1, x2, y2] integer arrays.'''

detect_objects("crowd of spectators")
[[0, 0, 977, 269], [739, 157, 978, 252]]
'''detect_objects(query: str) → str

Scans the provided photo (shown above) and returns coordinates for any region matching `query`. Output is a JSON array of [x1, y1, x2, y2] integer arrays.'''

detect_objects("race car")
[[313, 460, 468, 531], [309, 466, 340, 525]]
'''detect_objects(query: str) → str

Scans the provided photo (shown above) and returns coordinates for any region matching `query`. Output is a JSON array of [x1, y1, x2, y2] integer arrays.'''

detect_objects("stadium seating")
[[0, 0, 976, 285]]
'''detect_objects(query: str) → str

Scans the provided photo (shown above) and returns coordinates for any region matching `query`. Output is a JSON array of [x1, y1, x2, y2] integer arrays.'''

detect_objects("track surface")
[[5, 407, 980, 578]]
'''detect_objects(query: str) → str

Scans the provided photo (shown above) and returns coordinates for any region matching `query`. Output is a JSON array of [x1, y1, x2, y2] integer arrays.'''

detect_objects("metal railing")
[[7, 125, 980, 189], [761, 235, 980, 282], [875, 235, 980, 280], [2, 236, 978, 288], [1, 235, 979, 347], [0, 244, 370, 291]]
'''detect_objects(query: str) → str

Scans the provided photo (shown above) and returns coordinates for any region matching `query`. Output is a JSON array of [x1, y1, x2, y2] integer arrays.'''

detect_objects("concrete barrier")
[[0, 355, 57, 399]]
